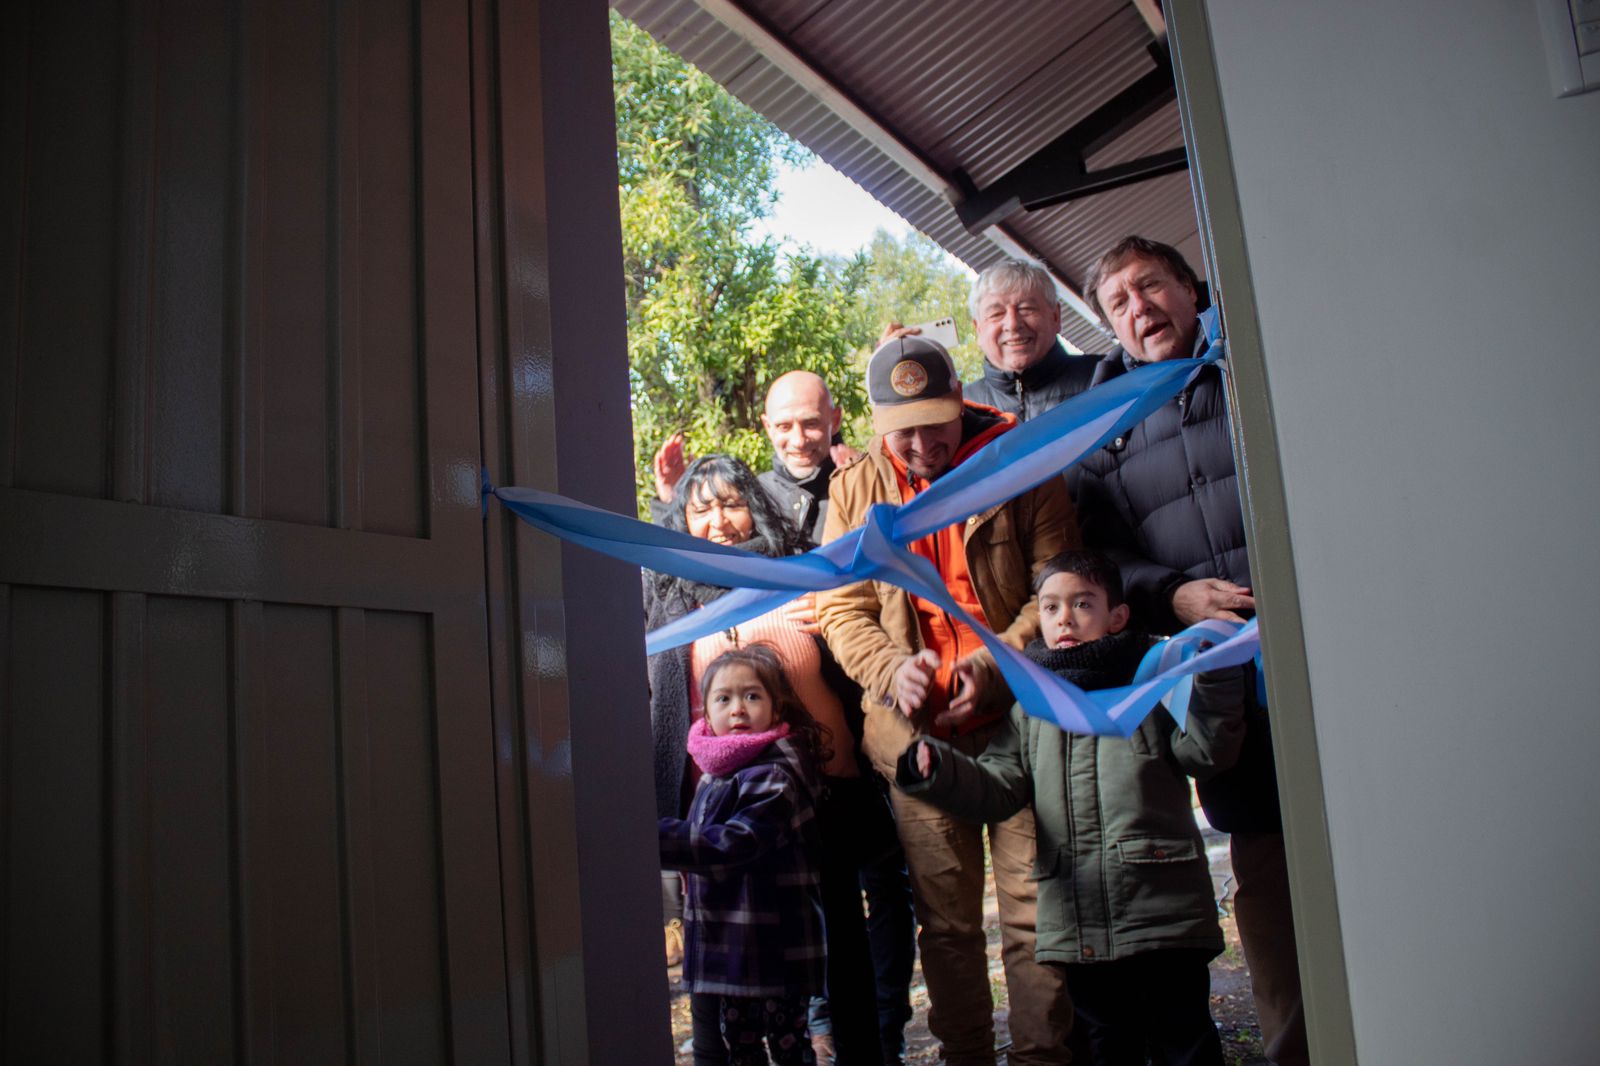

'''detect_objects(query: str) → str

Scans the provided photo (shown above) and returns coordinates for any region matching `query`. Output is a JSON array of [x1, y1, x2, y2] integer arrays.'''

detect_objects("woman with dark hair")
[[649, 454, 897, 1066]]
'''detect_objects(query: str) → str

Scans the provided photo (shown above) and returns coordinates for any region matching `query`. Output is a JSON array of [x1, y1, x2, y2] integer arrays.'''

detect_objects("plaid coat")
[[659, 736, 826, 997]]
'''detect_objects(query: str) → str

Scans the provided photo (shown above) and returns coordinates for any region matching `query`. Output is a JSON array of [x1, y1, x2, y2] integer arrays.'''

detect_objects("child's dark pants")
[[720, 994, 815, 1065], [1060, 949, 1224, 1066]]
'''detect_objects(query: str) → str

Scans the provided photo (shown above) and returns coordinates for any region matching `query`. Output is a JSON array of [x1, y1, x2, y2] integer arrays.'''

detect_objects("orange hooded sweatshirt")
[[883, 402, 1017, 737]]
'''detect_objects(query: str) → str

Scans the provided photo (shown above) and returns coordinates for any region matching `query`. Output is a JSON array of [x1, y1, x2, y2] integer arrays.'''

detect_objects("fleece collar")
[[686, 716, 791, 777], [979, 340, 1074, 391]]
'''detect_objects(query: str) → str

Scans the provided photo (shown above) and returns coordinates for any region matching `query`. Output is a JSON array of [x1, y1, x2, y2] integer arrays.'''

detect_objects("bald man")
[[755, 370, 846, 542], [651, 370, 855, 543]]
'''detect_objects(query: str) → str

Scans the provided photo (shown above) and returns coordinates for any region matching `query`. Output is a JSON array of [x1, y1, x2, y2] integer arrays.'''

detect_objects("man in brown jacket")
[[817, 336, 1078, 1065]]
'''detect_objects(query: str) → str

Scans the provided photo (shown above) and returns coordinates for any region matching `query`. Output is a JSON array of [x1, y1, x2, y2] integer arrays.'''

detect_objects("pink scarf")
[[686, 716, 790, 777]]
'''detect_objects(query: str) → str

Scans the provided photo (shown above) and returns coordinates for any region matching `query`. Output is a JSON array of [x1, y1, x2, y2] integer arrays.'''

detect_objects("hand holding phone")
[[909, 316, 960, 349]]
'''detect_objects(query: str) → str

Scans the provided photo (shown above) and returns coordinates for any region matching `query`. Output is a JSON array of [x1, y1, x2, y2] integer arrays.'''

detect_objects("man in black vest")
[[1076, 235, 1306, 1066], [756, 369, 847, 545]]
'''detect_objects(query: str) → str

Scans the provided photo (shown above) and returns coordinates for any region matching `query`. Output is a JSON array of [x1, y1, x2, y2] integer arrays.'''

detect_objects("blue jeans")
[[860, 837, 915, 1057]]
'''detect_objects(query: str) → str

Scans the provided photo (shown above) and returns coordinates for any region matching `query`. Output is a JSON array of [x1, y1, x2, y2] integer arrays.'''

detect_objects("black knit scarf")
[[1023, 629, 1151, 691]]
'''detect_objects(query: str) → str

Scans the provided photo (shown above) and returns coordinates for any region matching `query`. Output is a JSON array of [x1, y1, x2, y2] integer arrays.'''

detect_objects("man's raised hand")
[[876, 321, 922, 348]]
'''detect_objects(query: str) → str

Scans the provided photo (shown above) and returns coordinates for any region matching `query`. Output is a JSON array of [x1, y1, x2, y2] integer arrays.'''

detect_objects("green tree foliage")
[[611, 14, 987, 514], [612, 14, 869, 514], [843, 229, 983, 375], [831, 228, 982, 445]]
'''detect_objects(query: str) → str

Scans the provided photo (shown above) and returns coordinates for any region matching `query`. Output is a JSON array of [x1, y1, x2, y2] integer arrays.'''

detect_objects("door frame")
[[1166, 2, 1360, 1060]]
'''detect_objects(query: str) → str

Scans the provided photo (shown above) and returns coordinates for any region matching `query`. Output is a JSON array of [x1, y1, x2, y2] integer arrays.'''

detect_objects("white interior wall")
[[1203, 2, 1600, 1061]]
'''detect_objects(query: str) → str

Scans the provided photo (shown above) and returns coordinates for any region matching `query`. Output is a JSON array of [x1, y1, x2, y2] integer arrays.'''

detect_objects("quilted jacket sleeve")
[[1074, 465, 1188, 631], [1167, 667, 1248, 782], [894, 708, 1034, 824]]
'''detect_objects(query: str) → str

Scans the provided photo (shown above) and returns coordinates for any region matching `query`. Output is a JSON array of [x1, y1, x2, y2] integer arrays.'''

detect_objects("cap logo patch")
[[890, 360, 928, 397]]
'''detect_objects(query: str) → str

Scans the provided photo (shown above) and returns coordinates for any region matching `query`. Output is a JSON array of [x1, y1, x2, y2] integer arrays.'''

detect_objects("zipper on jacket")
[[929, 521, 962, 704], [915, 468, 969, 719], [1092, 741, 1112, 959]]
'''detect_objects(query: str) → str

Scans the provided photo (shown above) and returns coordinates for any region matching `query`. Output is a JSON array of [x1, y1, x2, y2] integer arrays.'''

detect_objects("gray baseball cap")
[[866, 335, 963, 434]]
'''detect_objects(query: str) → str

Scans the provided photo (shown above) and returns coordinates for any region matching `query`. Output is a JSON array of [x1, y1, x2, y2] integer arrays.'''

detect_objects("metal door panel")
[[2, 0, 660, 1060], [469, 0, 671, 1060], [2, 1, 509, 1061], [350, 0, 427, 540], [145, 0, 233, 516], [357, 609, 449, 1063], [4, 587, 108, 1062], [245, 603, 347, 1064], [140, 594, 235, 1064], [255, 0, 336, 530], [10, 5, 118, 499]]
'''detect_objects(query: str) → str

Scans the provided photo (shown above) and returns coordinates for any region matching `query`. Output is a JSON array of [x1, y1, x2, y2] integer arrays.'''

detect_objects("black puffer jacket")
[[1072, 354, 1249, 633], [963, 341, 1100, 422], [1072, 343, 1277, 833]]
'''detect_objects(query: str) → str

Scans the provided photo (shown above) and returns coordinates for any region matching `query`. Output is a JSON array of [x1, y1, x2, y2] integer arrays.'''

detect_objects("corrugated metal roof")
[[612, 0, 1206, 354]]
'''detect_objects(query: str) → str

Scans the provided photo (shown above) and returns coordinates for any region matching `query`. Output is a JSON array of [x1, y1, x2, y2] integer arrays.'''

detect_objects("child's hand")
[[916, 740, 932, 778]]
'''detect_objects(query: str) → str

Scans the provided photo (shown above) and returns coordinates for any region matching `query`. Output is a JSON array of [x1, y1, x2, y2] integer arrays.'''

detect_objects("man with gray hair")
[[880, 260, 1096, 420], [962, 260, 1098, 419]]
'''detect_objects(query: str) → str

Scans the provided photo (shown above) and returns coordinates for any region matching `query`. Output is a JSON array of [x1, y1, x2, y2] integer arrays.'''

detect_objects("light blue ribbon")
[[491, 310, 1260, 737], [1135, 618, 1254, 731]]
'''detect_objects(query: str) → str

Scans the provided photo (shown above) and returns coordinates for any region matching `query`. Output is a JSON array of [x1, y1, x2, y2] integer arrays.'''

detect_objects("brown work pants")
[[1231, 830, 1308, 1066], [888, 734, 1072, 1065]]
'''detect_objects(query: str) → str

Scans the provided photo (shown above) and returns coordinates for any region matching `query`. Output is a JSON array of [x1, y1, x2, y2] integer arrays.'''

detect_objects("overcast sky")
[[753, 159, 916, 258]]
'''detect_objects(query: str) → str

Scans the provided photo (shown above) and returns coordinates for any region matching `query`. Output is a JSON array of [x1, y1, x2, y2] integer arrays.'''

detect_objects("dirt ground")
[[668, 827, 1266, 1065]]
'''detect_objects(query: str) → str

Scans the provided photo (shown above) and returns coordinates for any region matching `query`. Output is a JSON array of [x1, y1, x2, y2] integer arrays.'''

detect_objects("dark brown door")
[[3, 1, 510, 1060]]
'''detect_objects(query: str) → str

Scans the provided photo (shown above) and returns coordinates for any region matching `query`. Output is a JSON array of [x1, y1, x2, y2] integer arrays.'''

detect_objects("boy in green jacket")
[[896, 550, 1246, 1066]]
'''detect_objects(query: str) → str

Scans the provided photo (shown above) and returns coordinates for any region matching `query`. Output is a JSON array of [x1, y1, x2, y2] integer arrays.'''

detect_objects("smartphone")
[[910, 316, 960, 349]]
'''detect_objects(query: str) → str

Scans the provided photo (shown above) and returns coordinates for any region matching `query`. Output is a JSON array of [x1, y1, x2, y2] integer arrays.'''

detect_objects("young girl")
[[659, 644, 831, 1065]]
